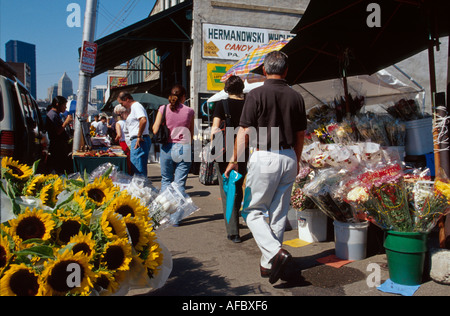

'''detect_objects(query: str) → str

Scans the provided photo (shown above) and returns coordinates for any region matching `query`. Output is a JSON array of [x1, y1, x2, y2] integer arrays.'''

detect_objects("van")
[[0, 74, 48, 167]]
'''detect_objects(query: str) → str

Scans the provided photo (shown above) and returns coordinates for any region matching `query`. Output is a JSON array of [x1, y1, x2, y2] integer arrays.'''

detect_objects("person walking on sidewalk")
[[211, 76, 247, 243], [152, 84, 195, 196], [225, 51, 307, 284], [117, 92, 151, 177]]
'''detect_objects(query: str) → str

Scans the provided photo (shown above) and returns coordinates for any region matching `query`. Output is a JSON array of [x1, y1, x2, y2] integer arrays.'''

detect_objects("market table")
[[72, 151, 128, 174]]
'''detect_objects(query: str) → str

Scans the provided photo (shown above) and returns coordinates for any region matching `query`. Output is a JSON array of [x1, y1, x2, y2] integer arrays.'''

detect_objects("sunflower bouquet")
[[0, 157, 168, 296]]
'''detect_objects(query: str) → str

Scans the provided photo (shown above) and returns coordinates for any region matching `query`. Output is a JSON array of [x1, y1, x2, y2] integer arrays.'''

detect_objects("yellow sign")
[[203, 40, 219, 58], [207, 64, 232, 91]]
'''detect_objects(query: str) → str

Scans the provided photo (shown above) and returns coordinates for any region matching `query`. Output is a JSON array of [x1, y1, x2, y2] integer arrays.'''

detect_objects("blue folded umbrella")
[[222, 170, 243, 224]]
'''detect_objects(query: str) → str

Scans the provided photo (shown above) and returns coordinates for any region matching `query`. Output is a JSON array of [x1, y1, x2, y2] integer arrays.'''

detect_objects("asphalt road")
[[127, 164, 450, 297]]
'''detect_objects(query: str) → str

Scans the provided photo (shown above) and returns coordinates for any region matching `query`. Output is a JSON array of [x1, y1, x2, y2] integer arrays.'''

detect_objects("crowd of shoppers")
[[43, 52, 306, 285]]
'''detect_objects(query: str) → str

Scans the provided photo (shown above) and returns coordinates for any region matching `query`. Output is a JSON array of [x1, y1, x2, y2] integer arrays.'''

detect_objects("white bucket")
[[333, 220, 369, 260], [405, 118, 434, 156], [298, 209, 328, 243]]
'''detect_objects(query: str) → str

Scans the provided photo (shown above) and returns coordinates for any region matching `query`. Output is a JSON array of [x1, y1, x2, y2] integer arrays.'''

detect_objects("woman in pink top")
[[153, 84, 195, 203]]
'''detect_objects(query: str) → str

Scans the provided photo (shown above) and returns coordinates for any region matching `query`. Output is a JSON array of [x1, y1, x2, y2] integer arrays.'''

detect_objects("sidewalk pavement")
[[128, 164, 449, 296]]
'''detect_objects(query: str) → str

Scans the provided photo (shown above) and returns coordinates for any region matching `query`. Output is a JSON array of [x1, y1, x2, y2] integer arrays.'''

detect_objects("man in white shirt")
[[117, 92, 151, 176]]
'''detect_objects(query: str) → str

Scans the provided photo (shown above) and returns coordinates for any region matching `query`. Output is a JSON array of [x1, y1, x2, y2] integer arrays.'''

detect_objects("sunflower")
[[55, 211, 83, 245], [0, 235, 12, 273], [138, 241, 164, 277], [123, 215, 152, 251], [40, 249, 94, 296], [93, 269, 120, 294], [39, 177, 65, 208], [23, 174, 47, 196], [107, 193, 148, 219], [1, 157, 33, 182], [68, 232, 96, 261], [8, 208, 55, 247], [100, 239, 132, 271], [78, 177, 118, 208], [0, 264, 42, 296], [101, 209, 128, 240]]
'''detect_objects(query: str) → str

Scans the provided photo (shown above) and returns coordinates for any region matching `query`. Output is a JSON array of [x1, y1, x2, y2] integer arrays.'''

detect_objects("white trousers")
[[242, 149, 297, 269]]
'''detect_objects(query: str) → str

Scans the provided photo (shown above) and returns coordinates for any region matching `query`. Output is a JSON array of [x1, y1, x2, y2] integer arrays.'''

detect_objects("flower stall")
[[287, 89, 447, 277], [290, 125, 450, 284], [0, 158, 198, 296]]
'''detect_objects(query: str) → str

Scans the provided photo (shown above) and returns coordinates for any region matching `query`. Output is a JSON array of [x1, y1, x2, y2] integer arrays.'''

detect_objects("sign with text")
[[80, 41, 97, 74], [207, 63, 232, 91], [202, 23, 294, 61]]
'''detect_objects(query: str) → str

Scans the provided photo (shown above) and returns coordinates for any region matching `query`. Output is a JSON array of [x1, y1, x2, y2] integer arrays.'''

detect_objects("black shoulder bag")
[[154, 105, 170, 144]]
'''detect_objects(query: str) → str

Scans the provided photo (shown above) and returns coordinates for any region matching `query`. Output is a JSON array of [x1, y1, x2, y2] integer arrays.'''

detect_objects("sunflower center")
[[47, 260, 85, 293], [103, 246, 125, 270], [58, 220, 81, 244], [0, 246, 7, 268], [95, 274, 111, 290], [116, 205, 134, 217], [16, 216, 46, 241], [72, 243, 92, 256], [9, 269, 40, 296], [87, 188, 106, 203], [7, 165, 24, 177], [126, 223, 140, 248]]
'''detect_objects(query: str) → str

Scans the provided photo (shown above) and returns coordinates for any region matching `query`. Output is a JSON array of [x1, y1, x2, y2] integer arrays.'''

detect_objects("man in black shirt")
[[45, 96, 73, 174], [225, 51, 307, 284]]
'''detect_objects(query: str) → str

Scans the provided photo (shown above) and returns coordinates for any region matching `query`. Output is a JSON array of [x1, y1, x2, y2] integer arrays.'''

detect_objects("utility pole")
[[73, 0, 98, 153]]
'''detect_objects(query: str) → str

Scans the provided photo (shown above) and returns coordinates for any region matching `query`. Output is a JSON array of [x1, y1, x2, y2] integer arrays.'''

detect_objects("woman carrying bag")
[[153, 84, 195, 200], [211, 76, 247, 243]]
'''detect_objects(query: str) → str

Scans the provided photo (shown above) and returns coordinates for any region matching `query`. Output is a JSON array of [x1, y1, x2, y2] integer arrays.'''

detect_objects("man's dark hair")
[[264, 51, 288, 75], [51, 96, 67, 109]]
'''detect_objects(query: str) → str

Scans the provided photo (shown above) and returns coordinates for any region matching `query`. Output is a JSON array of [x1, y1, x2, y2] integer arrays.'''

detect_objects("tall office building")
[[47, 84, 58, 102], [5, 40, 37, 98], [58, 72, 73, 98]]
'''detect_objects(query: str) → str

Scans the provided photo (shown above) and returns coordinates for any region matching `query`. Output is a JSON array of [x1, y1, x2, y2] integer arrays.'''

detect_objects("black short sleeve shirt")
[[239, 79, 307, 150], [213, 98, 245, 128]]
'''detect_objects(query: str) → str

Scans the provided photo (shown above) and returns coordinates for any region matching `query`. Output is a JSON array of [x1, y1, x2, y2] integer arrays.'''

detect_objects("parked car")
[[0, 74, 48, 168]]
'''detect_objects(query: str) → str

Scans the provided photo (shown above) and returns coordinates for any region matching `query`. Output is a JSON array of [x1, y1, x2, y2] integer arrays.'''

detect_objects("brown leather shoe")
[[260, 266, 271, 278], [269, 249, 292, 284]]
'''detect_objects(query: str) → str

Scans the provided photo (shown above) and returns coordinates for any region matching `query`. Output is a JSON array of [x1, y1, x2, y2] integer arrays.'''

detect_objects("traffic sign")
[[80, 41, 97, 74]]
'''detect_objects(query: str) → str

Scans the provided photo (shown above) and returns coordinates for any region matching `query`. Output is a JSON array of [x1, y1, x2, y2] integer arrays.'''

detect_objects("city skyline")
[[0, 0, 157, 100]]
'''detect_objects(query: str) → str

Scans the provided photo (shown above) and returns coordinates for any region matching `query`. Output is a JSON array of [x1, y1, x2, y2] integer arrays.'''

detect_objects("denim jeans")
[[130, 135, 151, 177], [160, 143, 192, 195]]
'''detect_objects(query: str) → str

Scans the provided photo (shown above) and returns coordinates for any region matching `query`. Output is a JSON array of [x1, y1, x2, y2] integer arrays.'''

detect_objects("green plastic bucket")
[[384, 231, 428, 286]]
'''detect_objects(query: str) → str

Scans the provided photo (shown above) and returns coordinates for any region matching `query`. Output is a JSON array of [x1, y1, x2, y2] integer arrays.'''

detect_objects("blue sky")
[[0, 0, 156, 100]]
